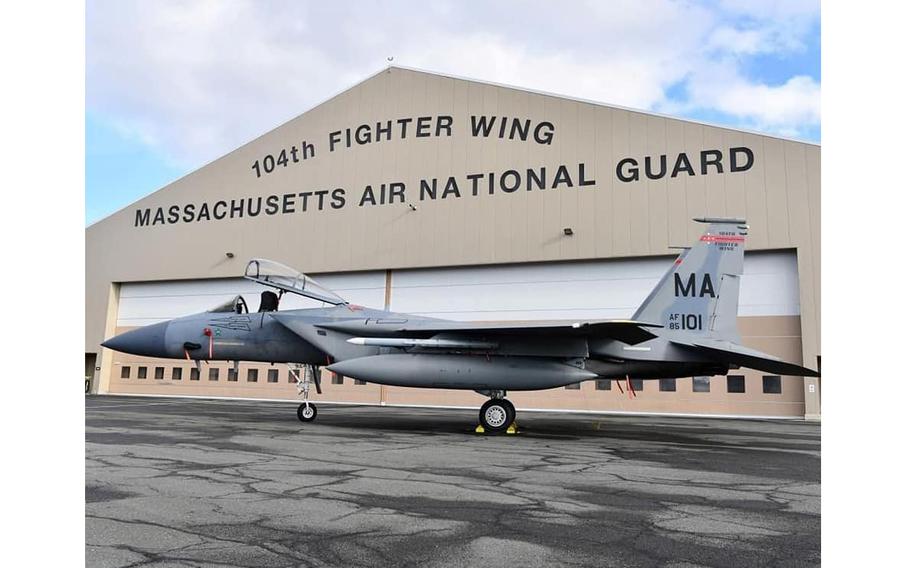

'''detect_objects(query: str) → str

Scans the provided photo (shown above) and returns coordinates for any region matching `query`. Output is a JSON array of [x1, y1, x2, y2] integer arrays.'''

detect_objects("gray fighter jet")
[[103, 218, 819, 432]]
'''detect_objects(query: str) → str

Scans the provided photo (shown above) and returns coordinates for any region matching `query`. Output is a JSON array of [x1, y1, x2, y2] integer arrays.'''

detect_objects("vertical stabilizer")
[[633, 218, 747, 342]]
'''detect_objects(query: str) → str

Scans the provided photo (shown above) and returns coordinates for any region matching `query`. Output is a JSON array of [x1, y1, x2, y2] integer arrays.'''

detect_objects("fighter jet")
[[103, 218, 819, 432]]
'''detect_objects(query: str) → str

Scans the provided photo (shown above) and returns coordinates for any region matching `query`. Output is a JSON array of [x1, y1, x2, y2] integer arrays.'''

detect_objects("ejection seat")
[[258, 290, 280, 312]]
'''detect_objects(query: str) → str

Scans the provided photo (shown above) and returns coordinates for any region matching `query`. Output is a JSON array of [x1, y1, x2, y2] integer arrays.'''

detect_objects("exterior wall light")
[[563, 228, 574, 236]]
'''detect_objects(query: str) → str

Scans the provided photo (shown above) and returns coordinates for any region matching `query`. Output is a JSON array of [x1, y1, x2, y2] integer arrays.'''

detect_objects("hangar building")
[[86, 66, 821, 419]]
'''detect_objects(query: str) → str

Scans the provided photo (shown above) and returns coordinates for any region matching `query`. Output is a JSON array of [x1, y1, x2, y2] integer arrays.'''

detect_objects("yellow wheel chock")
[[474, 423, 519, 434]]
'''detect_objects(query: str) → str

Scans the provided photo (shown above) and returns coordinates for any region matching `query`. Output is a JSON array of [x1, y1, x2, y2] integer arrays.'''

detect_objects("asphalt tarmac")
[[86, 396, 820, 567]]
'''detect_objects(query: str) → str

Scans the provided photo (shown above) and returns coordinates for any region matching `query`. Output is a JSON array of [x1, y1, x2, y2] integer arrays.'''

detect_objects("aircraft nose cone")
[[102, 321, 170, 357]]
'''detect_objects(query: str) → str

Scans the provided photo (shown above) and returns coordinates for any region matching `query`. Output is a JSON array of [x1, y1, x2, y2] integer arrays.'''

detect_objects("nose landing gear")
[[290, 363, 321, 423], [478, 392, 516, 434], [297, 402, 317, 422]]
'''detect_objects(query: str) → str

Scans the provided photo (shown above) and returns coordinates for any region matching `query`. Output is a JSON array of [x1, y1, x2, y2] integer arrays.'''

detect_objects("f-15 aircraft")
[[103, 218, 818, 432]]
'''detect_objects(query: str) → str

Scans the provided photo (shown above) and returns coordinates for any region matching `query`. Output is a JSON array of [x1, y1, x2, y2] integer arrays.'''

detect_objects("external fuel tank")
[[327, 353, 597, 390]]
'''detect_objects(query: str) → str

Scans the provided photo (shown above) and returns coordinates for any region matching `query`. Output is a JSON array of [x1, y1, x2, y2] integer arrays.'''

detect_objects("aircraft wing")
[[671, 338, 820, 377], [316, 319, 661, 345]]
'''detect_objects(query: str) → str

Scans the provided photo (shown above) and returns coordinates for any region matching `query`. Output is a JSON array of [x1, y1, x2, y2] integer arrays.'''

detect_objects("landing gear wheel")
[[479, 399, 511, 434], [501, 399, 516, 426], [297, 403, 317, 422]]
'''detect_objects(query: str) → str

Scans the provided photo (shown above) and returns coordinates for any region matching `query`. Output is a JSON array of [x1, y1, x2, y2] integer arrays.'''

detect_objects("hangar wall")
[[86, 66, 821, 417]]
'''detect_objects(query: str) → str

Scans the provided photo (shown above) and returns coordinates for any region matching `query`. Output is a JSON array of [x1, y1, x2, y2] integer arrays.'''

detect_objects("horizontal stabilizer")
[[672, 338, 819, 377], [317, 319, 661, 345]]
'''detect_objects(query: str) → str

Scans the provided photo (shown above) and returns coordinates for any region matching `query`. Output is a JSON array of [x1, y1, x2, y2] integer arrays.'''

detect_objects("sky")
[[85, 0, 820, 225]]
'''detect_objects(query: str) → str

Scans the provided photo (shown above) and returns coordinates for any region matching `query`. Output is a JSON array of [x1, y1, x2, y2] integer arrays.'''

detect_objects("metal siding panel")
[[593, 104, 613, 257], [611, 109, 632, 255], [742, 132, 771, 249], [703, 125, 727, 217], [576, 103, 598, 258], [628, 112, 650, 255], [683, 122, 708, 242], [721, 129, 748, 219], [761, 137, 792, 248], [646, 115, 669, 252], [665, 119, 688, 248]]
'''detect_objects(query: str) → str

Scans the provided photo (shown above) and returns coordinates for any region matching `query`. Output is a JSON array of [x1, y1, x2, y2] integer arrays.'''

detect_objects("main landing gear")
[[478, 392, 516, 434], [290, 363, 321, 423]]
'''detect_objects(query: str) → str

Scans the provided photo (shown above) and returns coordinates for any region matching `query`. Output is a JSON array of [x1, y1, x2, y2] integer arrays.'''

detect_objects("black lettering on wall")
[[388, 183, 406, 204], [552, 165, 574, 188], [247, 197, 262, 217], [435, 115, 453, 137], [415, 116, 432, 137], [420, 179, 437, 200], [671, 153, 695, 177], [282, 193, 295, 214], [467, 173, 484, 196], [397, 117, 413, 137], [730, 147, 754, 172], [471, 115, 496, 137], [355, 125, 371, 144], [331, 188, 346, 209], [360, 185, 377, 206], [301, 140, 315, 159], [441, 177, 460, 199], [314, 189, 329, 210], [509, 119, 530, 141], [645, 155, 667, 180], [617, 158, 639, 182], [701, 150, 724, 174], [265, 195, 279, 215], [527, 167, 547, 190], [299, 192, 312, 211], [578, 163, 596, 186], [329, 131, 342, 152], [500, 170, 521, 193], [533, 121, 554, 145], [376, 120, 392, 141]]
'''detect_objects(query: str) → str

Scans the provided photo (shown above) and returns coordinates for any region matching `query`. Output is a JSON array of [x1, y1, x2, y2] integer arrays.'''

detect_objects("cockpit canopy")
[[243, 259, 347, 306]]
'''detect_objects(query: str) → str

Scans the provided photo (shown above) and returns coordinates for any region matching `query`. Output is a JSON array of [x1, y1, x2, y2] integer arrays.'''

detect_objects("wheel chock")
[[506, 422, 519, 435], [474, 425, 485, 434]]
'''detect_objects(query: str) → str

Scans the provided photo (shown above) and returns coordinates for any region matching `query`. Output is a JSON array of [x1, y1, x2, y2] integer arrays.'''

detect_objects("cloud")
[[87, 0, 820, 169]]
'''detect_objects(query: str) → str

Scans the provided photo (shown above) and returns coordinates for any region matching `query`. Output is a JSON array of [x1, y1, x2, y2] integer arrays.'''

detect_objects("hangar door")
[[388, 251, 800, 321]]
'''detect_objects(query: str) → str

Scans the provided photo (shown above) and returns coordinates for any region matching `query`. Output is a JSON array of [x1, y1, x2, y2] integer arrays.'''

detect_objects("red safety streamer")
[[203, 328, 213, 359], [626, 375, 637, 399]]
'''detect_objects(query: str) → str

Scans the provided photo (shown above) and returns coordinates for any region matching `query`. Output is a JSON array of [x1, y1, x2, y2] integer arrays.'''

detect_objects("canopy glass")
[[243, 259, 347, 306]]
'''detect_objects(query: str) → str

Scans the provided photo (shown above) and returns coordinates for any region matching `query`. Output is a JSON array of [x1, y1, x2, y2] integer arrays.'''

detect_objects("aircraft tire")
[[479, 399, 511, 434], [297, 403, 317, 422], [501, 399, 516, 426]]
